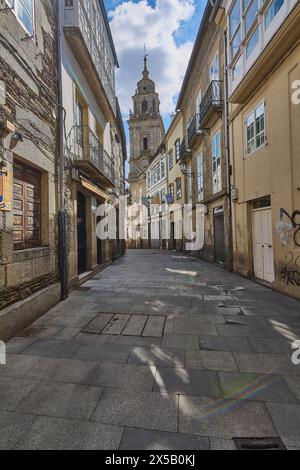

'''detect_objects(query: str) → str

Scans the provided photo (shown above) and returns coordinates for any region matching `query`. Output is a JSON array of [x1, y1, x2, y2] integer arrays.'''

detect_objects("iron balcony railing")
[[199, 80, 223, 125], [179, 137, 191, 160], [188, 114, 201, 146], [187, 81, 224, 146], [68, 125, 115, 183]]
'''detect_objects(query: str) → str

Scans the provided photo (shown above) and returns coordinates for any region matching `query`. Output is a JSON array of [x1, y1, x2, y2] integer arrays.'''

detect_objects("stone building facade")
[[59, 0, 126, 288], [0, 0, 60, 338], [177, 2, 231, 268], [224, 0, 300, 299], [165, 112, 184, 252]]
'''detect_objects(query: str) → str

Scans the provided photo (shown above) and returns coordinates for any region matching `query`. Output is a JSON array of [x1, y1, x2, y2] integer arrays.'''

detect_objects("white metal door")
[[252, 208, 275, 283]]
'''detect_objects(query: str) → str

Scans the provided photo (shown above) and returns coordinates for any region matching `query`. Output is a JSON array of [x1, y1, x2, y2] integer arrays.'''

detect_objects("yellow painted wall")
[[230, 43, 300, 298]]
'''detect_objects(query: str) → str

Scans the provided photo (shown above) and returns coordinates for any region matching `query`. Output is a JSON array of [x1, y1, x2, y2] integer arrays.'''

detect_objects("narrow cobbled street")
[[1, 250, 300, 450]]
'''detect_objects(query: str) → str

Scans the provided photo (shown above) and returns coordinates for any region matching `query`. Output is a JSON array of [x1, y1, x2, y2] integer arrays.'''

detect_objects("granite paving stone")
[[86, 362, 155, 391], [83, 313, 114, 334], [0, 411, 36, 450], [120, 427, 210, 450], [179, 396, 278, 439], [153, 367, 221, 397], [1, 249, 300, 449], [17, 381, 103, 420], [21, 339, 82, 359], [233, 352, 300, 376], [162, 334, 201, 350], [91, 389, 178, 432], [0, 377, 38, 412], [16, 416, 123, 450], [185, 350, 237, 372], [219, 371, 298, 404], [128, 346, 185, 367], [73, 343, 132, 363], [267, 403, 300, 448], [199, 335, 254, 353]]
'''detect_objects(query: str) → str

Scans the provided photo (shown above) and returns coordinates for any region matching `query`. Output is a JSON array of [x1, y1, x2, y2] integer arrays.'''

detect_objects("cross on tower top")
[[143, 45, 149, 78]]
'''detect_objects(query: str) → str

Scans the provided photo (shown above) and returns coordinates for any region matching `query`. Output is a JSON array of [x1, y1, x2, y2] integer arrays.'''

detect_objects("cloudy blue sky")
[[104, 0, 205, 176]]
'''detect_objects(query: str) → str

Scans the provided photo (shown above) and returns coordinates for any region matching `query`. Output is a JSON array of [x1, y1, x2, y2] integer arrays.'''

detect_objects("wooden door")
[[13, 162, 41, 250]]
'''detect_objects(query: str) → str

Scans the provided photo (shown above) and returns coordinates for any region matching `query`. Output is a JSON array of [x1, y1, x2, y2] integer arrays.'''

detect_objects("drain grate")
[[233, 438, 286, 451]]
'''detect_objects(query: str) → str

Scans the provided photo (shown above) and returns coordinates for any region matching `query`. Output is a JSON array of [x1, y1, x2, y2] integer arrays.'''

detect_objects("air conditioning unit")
[[231, 188, 239, 201]]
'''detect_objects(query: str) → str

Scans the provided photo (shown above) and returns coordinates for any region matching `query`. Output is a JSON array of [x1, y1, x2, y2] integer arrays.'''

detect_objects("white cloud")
[[108, 0, 196, 120]]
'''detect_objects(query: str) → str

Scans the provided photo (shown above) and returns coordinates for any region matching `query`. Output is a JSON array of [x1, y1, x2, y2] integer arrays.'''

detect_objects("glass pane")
[[265, 0, 284, 29], [245, 0, 258, 34], [246, 26, 259, 58], [256, 102, 264, 117], [17, 1, 33, 35], [229, 0, 241, 39], [256, 106, 265, 148], [20, 0, 33, 14], [232, 55, 242, 81], [231, 26, 241, 59]]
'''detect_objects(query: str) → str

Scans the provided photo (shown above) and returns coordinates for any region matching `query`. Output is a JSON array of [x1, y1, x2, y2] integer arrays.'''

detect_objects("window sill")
[[13, 247, 51, 263]]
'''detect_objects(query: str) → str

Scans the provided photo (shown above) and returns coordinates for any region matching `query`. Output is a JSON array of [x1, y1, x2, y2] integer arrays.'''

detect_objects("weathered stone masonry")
[[0, 0, 59, 311]]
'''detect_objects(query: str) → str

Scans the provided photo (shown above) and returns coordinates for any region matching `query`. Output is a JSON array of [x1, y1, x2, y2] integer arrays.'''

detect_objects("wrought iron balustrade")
[[68, 125, 115, 184]]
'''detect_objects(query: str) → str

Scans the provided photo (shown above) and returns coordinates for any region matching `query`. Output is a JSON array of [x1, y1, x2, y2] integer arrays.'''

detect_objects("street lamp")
[[180, 161, 186, 173]]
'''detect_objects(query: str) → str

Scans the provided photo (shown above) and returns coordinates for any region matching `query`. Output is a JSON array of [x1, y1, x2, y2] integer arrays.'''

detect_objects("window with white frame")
[[265, 0, 285, 29], [212, 130, 222, 194], [228, 0, 261, 78], [161, 158, 166, 179], [175, 139, 181, 161], [210, 52, 219, 81], [197, 154, 204, 201], [229, 0, 241, 61], [168, 150, 174, 171], [6, 0, 34, 36], [228, 0, 290, 82], [176, 178, 182, 200], [245, 102, 266, 154]]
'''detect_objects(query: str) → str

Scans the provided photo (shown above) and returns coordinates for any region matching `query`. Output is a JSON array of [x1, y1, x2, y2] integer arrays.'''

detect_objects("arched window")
[[153, 100, 156, 112], [142, 99, 148, 113]]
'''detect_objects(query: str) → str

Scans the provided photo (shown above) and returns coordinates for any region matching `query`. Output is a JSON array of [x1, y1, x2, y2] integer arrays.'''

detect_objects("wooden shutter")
[[13, 162, 41, 250]]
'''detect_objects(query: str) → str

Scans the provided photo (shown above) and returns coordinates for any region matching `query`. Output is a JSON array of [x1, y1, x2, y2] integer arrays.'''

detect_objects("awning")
[[80, 177, 110, 201]]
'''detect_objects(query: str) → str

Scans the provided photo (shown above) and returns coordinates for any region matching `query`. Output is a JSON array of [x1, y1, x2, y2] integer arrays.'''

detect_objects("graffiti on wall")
[[280, 252, 300, 287], [277, 209, 300, 247], [277, 209, 300, 287]]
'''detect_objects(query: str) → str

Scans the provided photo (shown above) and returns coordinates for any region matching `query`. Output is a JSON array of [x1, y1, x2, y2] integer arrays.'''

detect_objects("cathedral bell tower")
[[128, 54, 165, 184]]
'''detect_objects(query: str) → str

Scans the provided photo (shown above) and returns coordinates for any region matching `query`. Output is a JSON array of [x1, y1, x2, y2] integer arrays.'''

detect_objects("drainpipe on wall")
[[56, 0, 69, 300], [223, 30, 234, 273]]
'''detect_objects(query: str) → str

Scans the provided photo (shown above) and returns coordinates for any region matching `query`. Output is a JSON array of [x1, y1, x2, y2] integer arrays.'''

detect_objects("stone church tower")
[[128, 55, 165, 187]]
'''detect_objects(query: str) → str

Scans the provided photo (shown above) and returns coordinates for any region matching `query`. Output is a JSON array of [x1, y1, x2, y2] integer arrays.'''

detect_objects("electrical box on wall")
[[0, 171, 12, 211], [231, 188, 239, 202]]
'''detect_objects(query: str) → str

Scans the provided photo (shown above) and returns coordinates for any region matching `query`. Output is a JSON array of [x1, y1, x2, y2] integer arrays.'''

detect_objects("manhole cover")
[[233, 438, 286, 451]]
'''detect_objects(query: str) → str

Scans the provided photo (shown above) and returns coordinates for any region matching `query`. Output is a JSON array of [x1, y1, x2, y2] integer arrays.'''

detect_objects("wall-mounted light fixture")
[[12, 132, 24, 143]]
